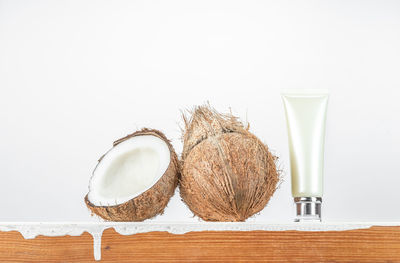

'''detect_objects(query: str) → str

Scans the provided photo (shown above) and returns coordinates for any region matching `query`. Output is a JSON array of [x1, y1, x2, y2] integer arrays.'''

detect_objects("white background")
[[0, 0, 399, 222]]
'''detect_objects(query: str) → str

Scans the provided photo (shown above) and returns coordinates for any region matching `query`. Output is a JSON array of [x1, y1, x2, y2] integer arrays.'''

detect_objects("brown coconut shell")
[[180, 106, 280, 221], [85, 128, 180, 221]]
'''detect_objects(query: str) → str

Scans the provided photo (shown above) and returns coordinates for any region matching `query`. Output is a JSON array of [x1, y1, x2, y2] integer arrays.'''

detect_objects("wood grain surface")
[[1, 226, 400, 262]]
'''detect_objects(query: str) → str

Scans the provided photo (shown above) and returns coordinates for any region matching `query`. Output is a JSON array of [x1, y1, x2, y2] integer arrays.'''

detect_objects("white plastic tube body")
[[282, 90, 329, 198]]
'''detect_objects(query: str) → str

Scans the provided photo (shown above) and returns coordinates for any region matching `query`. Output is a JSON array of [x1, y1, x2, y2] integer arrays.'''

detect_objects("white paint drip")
[[1, 222, 400, 260]]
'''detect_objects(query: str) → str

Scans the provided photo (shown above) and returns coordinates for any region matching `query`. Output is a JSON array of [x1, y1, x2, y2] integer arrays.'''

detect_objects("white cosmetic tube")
[[281, 89, 329, 222]]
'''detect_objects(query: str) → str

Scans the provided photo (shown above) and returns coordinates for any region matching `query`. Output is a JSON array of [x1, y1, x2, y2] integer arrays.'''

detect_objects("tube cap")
[[294, 197, 322, 222]]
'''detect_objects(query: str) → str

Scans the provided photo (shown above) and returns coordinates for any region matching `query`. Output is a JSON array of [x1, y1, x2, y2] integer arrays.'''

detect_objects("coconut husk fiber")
[[180, 105, 280, 222]]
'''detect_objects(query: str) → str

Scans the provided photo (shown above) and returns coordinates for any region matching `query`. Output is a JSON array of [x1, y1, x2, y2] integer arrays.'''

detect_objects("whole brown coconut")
[[85, 128, 180, 221], [180, 106, 280, 221]]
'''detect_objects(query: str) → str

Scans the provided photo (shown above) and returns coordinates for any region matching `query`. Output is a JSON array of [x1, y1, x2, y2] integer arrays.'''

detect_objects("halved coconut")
[[84, 129, 179, 221]]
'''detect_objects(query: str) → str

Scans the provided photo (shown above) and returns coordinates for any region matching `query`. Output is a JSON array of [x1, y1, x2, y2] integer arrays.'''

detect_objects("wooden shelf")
[[1, 223, 400, 262]]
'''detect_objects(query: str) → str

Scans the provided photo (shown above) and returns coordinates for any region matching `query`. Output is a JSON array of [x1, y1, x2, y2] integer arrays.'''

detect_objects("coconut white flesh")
[[88, 135, 171, 206]]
